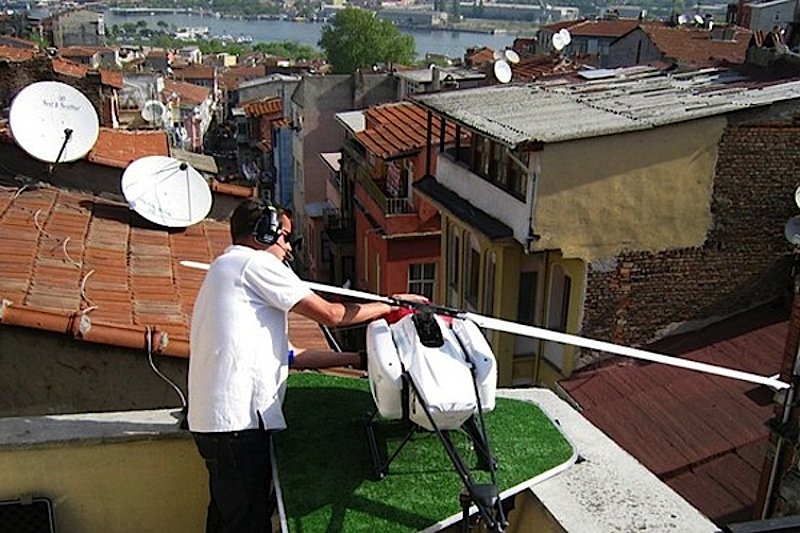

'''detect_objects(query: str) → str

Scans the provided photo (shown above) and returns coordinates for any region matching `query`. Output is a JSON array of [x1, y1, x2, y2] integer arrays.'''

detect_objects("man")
[[188, 199, 399, 532]]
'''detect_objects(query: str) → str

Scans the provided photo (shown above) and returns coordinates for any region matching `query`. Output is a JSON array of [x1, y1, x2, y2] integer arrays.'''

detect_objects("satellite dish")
[[795, 185, 800, 208], [121, 155, 212, 227], [677, 13, 690, 24], [141, 100, 167, 123], [492, 49, 504, 61], [559, 28, 572, 45], [504, 49, 520, 64], [552, 32, 567, 51], [9, 81, 99, 163], [786, 215, 800, 246], [493, 60, 512, 84], [694, 14, 704, 25]]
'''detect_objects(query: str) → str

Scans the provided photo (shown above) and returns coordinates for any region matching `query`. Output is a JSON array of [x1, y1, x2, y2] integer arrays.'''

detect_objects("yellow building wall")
[[533, 118, 725, 261], [0, 438, 207, 533]]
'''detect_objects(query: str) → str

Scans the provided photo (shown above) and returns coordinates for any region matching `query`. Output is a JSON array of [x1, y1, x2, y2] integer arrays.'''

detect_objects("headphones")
[[253, 202, 283, 245]]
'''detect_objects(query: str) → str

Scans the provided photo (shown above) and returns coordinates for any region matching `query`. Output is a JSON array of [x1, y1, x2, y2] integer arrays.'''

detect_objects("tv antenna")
[[552, 28, 572, 52], [9, 81, 99, 166], [140, 99, 167, 125], [121, 155, 212, 227]]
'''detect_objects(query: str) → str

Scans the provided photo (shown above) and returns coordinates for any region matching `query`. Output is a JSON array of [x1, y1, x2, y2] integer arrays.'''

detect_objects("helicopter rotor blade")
[[179, 260, 790, 390]]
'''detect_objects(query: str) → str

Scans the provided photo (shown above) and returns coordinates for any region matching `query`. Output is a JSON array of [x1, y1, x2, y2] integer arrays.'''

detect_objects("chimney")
[[431, 65, 441, 92]]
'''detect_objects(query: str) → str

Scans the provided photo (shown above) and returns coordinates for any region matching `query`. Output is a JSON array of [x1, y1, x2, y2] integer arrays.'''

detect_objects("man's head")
[[230, 199, 294, 262]]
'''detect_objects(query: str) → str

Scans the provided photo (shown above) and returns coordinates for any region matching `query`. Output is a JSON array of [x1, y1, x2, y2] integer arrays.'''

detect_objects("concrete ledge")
[[499, 388, 720, 533], [0, 408, 188, 450]]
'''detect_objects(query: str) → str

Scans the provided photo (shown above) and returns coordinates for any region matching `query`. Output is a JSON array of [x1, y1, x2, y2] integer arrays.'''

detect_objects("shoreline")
[[105, 7, 517, 36]]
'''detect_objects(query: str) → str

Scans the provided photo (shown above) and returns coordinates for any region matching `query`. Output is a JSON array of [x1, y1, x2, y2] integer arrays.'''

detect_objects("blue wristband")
[[287, 349, 295, 367]]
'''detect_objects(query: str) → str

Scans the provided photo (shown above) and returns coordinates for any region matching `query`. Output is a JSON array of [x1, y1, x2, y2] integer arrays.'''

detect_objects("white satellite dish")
[[786, 216, 800, 246], [121, 155, 212, 227], [677, 13, 690, 24], [552, 32, 566, 51], [141, 100, 167, 123], [504, 49, 520, 64], [493, 60, 512, 84], [694, 14, 704, 25], [9, 81, 99, 163], [559, 28, 572, 45], [794, 185, 800, 208]]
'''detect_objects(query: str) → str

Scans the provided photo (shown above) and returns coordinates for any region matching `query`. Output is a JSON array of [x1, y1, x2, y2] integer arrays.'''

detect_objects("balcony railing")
[[355, 167, 415, 215]]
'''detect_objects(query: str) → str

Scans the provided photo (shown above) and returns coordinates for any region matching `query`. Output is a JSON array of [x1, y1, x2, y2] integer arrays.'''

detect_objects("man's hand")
[[390, 293, 429, 305]]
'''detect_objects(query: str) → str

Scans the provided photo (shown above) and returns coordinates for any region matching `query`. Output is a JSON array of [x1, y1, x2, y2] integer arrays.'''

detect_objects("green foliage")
[[318, 7, 415, 74], [253, 41, 320, 61]]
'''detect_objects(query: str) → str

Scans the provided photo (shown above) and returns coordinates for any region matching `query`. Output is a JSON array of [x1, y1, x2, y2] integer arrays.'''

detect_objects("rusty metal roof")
[[560, 304, 788, 523], [413, 66, 800, 147], [0, 183, 328, 358]]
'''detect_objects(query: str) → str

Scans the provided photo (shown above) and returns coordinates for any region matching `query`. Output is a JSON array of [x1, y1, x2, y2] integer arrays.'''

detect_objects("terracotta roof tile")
[[100, 70, 123, 89], [87, 129, 169, 169], [51, 57, 89, 78], [243, 97, 282, 117], [641, 23, 751, 67], [222, 65, 267, 90], [163, 79, 210, 106], [560, 305, 788, 522], [0, 184, 329, 357], [59, 46, 98, 58], [356, 101, 458, 159], [0, 45, 36, 62], [568, 19, 640, 38], [174, 65, 216, 79]]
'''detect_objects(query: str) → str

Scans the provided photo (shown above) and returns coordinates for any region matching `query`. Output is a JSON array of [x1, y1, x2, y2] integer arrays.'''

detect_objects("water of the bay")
[[102, 11, 518, 59]]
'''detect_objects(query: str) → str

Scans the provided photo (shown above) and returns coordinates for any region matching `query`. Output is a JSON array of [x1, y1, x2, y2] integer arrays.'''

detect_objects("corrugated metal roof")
[[560, 304, 788, 523], [413, 67, 800, 146]]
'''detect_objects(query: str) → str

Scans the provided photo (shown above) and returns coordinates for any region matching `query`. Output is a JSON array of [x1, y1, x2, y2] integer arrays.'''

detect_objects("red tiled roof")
[[0, 184, 328, 357], [87, 129, 169, 169], [356, 101, 458, 159], [465, 46, 495, 68], [641, 23, 751, 67], [163, 79, 210, 106], [567, 19, 640, 38], [0, 45, 36, 62], [539, 20, 580, 33], [222, 65, 267, 90], [511, 56, 584, 82], [175, 65, 216, 79], [59, 46, 99, 58], [52, 57, 89, 78], [560, 305, 788, 523], [100, 70, 123, 89], [243, 97, 282, 117], [0, 35, 39, 50]]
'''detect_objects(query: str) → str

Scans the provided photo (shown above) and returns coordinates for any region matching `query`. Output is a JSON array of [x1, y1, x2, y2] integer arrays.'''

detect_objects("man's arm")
[[291, 292, 393, 327]]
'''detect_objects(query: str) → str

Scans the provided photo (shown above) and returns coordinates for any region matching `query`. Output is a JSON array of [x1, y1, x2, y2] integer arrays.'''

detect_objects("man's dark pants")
[[193, 428, 274, 533]]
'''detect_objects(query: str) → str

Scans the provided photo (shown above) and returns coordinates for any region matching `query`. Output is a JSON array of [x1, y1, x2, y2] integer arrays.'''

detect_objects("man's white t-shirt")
[[188, 245, 312, 432]]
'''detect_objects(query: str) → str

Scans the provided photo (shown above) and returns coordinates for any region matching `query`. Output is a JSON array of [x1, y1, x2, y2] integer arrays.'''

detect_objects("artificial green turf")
[[276, 372, 573, 532]]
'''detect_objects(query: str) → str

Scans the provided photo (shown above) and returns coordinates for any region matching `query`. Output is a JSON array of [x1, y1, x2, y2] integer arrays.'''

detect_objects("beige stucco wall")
[[0, 437, 206, 533], [533, 117, 726, 261]]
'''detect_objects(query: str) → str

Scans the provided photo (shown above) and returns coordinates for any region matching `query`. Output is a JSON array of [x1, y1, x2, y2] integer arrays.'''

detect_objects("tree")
[[318, 7, 415, 74]]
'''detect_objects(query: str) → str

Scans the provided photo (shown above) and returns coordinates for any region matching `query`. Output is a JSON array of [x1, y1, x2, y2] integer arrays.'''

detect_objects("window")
[[447, 225, 461, 307], [464, 239, 480, 310], [470, 134, 529, 200], [516, 271, 538, 325], [483, 252, 496, 315], [409, 263, 436, 300]]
